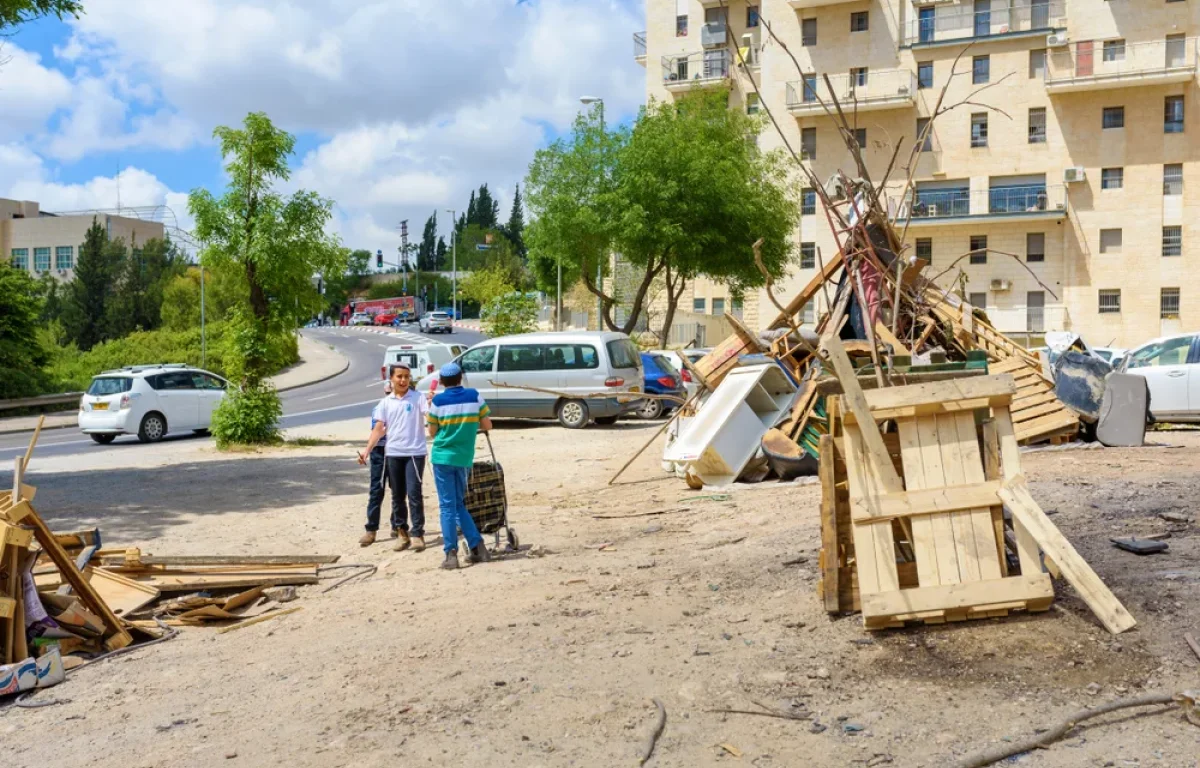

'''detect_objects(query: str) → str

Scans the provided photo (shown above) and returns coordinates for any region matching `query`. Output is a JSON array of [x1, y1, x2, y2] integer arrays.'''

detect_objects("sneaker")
[[410, 536, 426, 553], [358, 531, 376, 547], [393, 531, 411, 552], [440, 551, 459, 570], [469, 542, 491, 564]]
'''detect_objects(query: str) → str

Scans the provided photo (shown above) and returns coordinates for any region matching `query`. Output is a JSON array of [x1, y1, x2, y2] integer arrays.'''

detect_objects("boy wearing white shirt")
[[360, 364, 429, 552]]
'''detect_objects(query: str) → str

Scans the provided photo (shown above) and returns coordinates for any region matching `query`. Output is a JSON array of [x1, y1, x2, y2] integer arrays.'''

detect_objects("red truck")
[[341, 296, 422, 326]]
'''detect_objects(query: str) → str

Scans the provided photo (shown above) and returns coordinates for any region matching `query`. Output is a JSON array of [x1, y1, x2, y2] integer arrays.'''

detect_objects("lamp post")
[[445, 209, 457, 321], [580, 96, 604, 331]]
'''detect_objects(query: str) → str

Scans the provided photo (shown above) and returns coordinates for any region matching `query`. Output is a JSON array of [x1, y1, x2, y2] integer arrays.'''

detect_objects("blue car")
[[637, 352, 686, 420]]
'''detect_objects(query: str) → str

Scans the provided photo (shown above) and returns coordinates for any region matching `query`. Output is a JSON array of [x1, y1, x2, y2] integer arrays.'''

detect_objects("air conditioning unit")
[[990, 279, 1012, 292], [1047, 32, 1069, 47], [1063, 166, 1086, 183]]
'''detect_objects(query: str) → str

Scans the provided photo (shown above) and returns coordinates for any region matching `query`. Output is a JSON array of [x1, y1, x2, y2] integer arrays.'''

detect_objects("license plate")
[[92, 402, 109, 411], [628, 386, 640, 393]]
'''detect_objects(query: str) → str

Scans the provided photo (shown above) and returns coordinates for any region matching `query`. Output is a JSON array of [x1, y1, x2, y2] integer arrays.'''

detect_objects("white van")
[[414, 331, 645, 428], [381, 342, 468, 383]]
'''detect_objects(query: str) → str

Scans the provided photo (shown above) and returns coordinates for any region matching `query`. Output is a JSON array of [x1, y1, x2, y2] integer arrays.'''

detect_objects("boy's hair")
[[440, 371, 463, 388], [388, 363, 411, 381]]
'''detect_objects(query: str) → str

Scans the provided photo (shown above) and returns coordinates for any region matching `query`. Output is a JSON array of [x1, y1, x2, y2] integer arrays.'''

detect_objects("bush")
[[211, 382, 283, 448], [480, 292, 538, 338]]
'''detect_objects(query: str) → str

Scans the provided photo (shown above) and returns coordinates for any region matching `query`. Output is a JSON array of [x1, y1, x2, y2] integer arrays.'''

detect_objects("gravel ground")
[[3, 418, 1199, 767]]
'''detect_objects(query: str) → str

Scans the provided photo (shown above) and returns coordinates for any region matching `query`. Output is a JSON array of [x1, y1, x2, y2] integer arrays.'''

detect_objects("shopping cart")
[[463, 432, 518, 552]]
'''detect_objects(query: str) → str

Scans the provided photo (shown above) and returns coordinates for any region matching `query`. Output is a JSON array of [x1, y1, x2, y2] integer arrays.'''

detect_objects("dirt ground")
[[5, 418, 1200, 767]]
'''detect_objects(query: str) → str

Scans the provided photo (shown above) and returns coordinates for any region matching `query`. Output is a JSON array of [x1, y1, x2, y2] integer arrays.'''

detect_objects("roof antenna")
[[116, 159, 121, 214]]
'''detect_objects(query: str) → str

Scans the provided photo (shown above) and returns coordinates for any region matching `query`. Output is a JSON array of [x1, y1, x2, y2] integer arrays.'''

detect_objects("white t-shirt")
[[373, 390, 428, 457]]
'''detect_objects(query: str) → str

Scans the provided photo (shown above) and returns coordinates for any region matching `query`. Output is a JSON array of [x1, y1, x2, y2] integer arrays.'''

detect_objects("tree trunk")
[[617, 257, 666, 335], [658, 264, 688, 348]]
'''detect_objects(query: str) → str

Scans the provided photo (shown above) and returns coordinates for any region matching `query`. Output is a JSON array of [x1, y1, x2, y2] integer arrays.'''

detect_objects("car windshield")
[[652, 354, 680, 378], [606, 338, 640, 369], [87, 377, 132, 396]]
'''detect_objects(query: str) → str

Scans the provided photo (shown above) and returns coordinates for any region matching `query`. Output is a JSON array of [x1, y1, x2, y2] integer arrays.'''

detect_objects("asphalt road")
[[0, 325, 487, 464]]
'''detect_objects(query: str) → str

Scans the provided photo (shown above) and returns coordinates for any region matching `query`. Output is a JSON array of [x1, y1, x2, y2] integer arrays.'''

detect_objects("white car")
[[350, 312, 373, 326], [381, 343, 468, 382], [78, 364, 230, 444], [419, 311, 453, 334], [1119, 332, 1200, 423], [654, 348, 711, 400]]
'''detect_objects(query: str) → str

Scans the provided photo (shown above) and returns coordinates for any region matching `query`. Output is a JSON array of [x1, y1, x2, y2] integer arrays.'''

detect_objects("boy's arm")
[[359, 421, 387, 464], [427, 401, 440, 439], [478, 395, 492, 432]]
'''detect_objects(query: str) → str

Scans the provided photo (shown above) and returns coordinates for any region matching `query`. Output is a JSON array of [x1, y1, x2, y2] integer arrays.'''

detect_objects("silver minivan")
[[415, 331, 645, 428]]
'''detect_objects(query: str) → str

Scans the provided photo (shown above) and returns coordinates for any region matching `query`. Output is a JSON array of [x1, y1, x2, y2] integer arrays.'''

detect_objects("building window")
[[1029, 49, 1046, 79], [1164, 164, 1183, 196], [1028, 108, 1046, 144], [850, 11, 868, 32], [801, 189, 816, 215], [1102, 39, 1126, 62], [731, 296, 743, 319], [917, 62, 933, 89], [1161, 288, 1181, 319], [972, 55, 990, 85], [1102, 107, 1124, 130], [916, 238, 932, 263], [801, 127, 816, 160], [1027, 233, 1045, 263], [853, 128, 867, 149], [800, 242, 816, 269], [746, 93, 760, 115], [55, 246, 73, 270], [970, 113, 988, 148], [801, 73, 817, 102], [676, 15, 688, 37], [916, 117, 932, 152], [1165, 96, 1185, 134], [1101, 168, 1123, 190], [1099, 229, 1122, 254], [850, 67, 868, 87], [10, 248, 28, 271], [969, 235, 988, 264], [712, 298, 725, 316], [1166, 34, 1187, 67], [969, 292, 987, 310], [1163, 226, 1182, 257], [746, 5, 759, 28], [33, 247, 50, 272], [801, 18, 817, 46], [801, 302, 816, 324], [1098, 289, 1121, 314], [1027, 291, 1045, 332], [693, 297, 706, 313]]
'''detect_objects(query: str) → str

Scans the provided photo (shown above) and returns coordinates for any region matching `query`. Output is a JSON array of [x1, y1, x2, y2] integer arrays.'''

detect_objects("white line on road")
[[357, 339, 370, 344], [365, 379, 385, 387], [306, 392, 340, 402], [281, 398, 381, 421]]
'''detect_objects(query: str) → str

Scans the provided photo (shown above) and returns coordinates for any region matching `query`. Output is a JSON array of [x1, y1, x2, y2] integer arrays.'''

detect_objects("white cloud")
[[0, 44, 73, 141]]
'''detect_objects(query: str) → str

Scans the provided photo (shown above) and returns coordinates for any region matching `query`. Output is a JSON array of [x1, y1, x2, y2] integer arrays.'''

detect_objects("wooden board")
[[851, 374, 1016, 418], [114, 568, 319, 593], [85, 567, 161, 617], [821, 336, 903, 494], [862, 573, 1054, 620], [841, 423, 900, 598], [818, 434, 840, 613], [852, 481, 1004, 525]]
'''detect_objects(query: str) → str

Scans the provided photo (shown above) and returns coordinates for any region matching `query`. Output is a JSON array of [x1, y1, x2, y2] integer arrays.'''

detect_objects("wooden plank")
[[11, 456, 21, 507], [21, 501, 132, 651], [116, 570, 319, 593], [1015, 411, 1080, 444], [4, 500, 32, 524], [852, 481, 1004, 524], [1011, 390, 1059, 413], [993, 408, 1043, 576], [85, 568, 161, 617], [20, 415, 44, 475], [101, 554, 341, 568], [862, 374, 1016, 411], [935, 413, 982, 582], [849, 396, 1004, 424], [898, 417, 942, 588], [818, 435, 841, 613], [915, 415, 963, 585], [768, 250, 844, 330], [0, 522, 33, 550], [873, 321, 911, 355], [842, 423, 901, 598], [861, 573, 1054, 619], [981, 420, 1008, 578], [999, 478, 1137, 634], [0, 596, 13, 620], [820, 335, 903, 493], [949, 411, 1003, 581], [1012, 400, 1065, 422]]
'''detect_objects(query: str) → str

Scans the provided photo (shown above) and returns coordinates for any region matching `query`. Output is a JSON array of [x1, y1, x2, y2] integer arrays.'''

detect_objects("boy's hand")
[[357, 451, 367, 466]]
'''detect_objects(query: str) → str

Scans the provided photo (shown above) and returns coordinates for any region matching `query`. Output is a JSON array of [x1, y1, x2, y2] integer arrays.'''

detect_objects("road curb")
[[274, 353, 351, 394], [0, 418, 78, 437]]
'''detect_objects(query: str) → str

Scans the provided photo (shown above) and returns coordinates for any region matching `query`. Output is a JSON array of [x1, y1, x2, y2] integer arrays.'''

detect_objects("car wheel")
[[594, 416, 619, 426], [90, 434, 116, 445], [636, 398, 664, 420], [138, 412, 167, 443], [557, 399, 590, 429]]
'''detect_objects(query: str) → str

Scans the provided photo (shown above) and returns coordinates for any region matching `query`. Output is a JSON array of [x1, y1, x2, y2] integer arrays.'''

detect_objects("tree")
[[504, 183, 526, 258], [479, 292, 537, 338], [460, 265, 514, 307], [61, 219, 122, 351], [0, 263, 50, 398], [161, 263, 246, 332], [464, 190, 477, 233], [106, 236, 187, 337], [472, 184, 499, 229], [0, 0, 81, 31], [417, 212, 438, 271], [189, 112, 347, 446], [435, 236, 447, 271]]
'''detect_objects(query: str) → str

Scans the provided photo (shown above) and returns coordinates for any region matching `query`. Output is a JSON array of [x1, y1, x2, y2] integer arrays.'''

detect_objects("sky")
[[0, 0, 646, 257]]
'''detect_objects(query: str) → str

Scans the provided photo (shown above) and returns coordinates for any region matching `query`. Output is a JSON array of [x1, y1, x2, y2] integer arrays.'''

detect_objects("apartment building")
[[1, 198, 164, 281], [635, 0, 1198, 349]]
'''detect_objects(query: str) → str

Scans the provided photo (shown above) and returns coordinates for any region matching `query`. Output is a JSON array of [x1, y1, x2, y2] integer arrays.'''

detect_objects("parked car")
[[1119, 332, 1200, 423], [419, 311, 453, 334], [654, 348, 711, 401], [374, 312, 398, 326], [415, 331, 644, 429], [381, 343, 468, 383], [636, 353, 687, 420], [350, 312, 373, 326], [78, 364, 230, 445], [1092, 346, 1126, 367]]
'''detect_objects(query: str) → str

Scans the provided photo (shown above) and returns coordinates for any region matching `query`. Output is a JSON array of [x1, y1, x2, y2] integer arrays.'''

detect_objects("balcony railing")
[[905, 0, 1063, 47], [1045, 38, 1198, 93], [661, 50, 731, 90], [786, 69, 916, 116], [634, 31, 646, 62], [895, 185, 1067, 223]]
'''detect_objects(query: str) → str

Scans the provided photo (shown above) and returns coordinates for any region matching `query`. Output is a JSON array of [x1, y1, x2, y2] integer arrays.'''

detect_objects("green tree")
[[321, 248, 371, 318], [189, 112, 347, 446], [106, 236, 187, 337], [460, 264, 514, 307], [161, 263, 246, 332], [464, 190, 477, 234], [61, 219, 122, 350], [472, 184, 499, 229], [0, 0, 81, 31], [0, 263, 50, 398], [417, 212, 438, 271], [479, 292, 537, 338], [435, 236, 447, 271], [504, 183, 526, 258]]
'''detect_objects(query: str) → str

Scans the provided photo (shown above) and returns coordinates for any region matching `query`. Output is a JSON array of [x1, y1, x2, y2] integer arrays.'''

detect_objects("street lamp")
[[579, 96, 605, 331], [445, 209, 457, 321]]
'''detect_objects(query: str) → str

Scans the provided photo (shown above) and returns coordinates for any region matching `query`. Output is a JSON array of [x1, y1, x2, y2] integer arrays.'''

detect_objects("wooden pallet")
[[988, 357, 1079, 444]]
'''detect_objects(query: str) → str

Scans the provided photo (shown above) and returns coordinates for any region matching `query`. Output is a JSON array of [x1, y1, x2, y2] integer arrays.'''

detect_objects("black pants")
[[385, 455, 426, 537], [364, 445, 393, 532]]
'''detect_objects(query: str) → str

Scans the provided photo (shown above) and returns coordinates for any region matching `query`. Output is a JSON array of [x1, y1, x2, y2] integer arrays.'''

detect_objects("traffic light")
[[376, 250, 383, 269]]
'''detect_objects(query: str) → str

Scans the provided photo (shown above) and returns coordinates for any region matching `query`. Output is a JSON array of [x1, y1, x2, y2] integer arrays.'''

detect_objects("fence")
[[633, 31, 646, 59], [661, 50, 731, 85], [1046, 37, 1197, 88], [785, 69, 916, 112], [905, 0, 1063, 46], [896, 185, 1066, 220]]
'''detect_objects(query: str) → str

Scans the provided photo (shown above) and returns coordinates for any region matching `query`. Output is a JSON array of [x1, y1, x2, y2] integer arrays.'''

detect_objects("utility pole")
[[580, 96, 605, 331], [557, 254, 562, 332], [400, 220, 409, 294], [199, 256, 206, 368], [445, 209, 457, 320]]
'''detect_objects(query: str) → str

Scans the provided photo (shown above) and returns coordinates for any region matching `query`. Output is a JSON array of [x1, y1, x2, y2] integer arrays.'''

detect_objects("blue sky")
[[0, 0, 646, 250]]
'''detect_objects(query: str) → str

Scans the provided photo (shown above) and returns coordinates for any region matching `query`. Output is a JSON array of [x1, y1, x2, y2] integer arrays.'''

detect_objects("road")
[[0, 325, 487, 463]]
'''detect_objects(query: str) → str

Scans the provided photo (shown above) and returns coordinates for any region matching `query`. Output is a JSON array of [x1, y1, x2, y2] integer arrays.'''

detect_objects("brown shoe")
[[393, 530, 411, 552], [410, 536, 426, 553], [390, 528, 400, 539], [359, 531, 376, 547]]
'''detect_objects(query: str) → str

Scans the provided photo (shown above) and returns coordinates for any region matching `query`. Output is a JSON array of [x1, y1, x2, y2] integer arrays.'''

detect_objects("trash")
[[263, 586, 298, 603], [1158, 512, 1193, 525], [719, 743, 744, 757], [1110, 538, 1169, 555], [1096, 373, 1150, 448]]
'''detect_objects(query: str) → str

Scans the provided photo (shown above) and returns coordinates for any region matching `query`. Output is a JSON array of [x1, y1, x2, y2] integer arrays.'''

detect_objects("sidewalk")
[[0, 333, 349, 435]]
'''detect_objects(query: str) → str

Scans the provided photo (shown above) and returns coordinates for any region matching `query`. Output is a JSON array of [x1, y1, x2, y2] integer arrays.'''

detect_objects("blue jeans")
[[432, 464, 482, 553], [363, 445, 395, 532]]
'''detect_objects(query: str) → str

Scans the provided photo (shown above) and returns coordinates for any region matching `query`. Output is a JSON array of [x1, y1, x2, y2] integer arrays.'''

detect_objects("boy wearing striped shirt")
[[426, 362, 492, 570]]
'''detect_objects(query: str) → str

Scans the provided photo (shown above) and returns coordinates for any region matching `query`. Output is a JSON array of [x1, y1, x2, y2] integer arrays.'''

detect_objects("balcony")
[[701, 22, 727, 48], [661, 50, 731, 93], [904, 1, 1064, 48], [894, 185, 1067, 227], [788, 0, 860, 7], [785, 70, 916, 118], [634, 31, 646, 65], [1045, 38, 1198, 94]]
